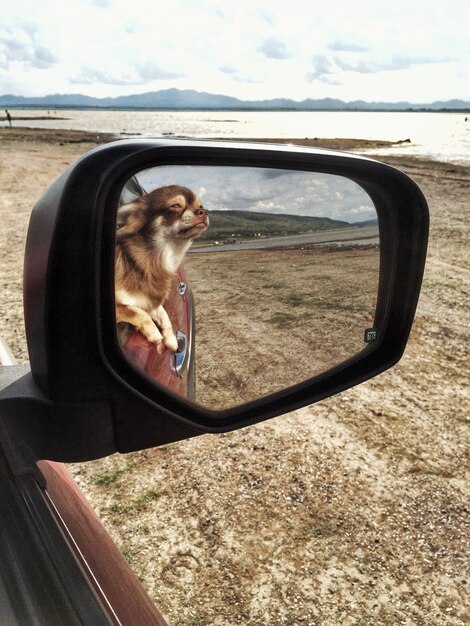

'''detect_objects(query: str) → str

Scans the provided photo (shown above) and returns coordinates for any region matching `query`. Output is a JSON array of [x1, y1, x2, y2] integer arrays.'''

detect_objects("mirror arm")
[[0, 372, 115, 468]]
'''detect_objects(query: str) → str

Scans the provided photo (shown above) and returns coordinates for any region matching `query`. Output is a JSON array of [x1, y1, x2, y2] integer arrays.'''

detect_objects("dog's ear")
[[116, 201, 146, 235]]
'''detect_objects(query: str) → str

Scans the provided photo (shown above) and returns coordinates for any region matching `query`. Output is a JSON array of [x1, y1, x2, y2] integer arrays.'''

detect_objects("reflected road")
[[191, 225, 379, 253]]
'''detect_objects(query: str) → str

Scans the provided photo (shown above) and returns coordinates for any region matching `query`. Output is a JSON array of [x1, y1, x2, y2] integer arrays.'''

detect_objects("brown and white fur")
[[115, 184, 208, 352]]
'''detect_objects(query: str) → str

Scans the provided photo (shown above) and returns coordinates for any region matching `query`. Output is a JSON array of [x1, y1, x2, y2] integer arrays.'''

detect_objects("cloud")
[[71, 63, 182, 86], [259, 11, 275, 25], [71, 67, 133, 86], [214, 7, 227, 20], [336, 54, 454, 74], [306, 54, 335, 80], [329, 40, 369, 53], [306, 55, 342, 84], [136, 62, 183, 80], [232, 73, 264, 84], [258, 38, 291, 60], [0, 27, 58, 70], [306, 51, 456, 84], [219, 65, 238, 74]]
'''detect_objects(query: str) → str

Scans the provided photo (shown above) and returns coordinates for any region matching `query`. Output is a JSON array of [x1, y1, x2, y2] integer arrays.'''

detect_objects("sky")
[[136, 166, 376, 224], [1, 0, 469, 103]]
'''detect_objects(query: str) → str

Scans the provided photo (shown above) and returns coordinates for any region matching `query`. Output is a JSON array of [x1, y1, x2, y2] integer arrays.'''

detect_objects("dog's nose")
[[195, 208, 208, 217]]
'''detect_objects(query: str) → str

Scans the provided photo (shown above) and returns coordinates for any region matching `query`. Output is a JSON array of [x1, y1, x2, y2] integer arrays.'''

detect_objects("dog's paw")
[[164, 333, 179, 352], [139, 322, 164, 346]]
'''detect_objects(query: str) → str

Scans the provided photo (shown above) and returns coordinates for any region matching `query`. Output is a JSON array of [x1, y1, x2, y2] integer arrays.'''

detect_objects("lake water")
[[5, 109, 470, 164]]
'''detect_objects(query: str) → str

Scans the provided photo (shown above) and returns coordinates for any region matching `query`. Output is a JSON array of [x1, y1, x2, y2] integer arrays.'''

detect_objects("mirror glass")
[[115, 165, 380, 410]]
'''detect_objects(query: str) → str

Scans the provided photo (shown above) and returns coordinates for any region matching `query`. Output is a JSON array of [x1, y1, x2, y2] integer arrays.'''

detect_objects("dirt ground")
[[0, 128, 468, 626], [186, 245, 379, 409]]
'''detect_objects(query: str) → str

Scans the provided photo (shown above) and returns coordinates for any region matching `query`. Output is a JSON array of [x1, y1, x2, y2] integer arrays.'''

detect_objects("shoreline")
[[1, 126, 467, 162], [2, 106, 469, 113], [0, 126, 396, 149], [0, 126, 117, 144]]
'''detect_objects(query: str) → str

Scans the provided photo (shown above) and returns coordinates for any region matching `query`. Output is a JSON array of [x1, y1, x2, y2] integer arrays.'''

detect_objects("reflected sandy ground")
[[185, 244, 380, 409]]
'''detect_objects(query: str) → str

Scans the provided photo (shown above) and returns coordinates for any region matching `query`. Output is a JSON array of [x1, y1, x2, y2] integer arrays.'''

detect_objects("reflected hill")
[[199, 210, 376, 242]]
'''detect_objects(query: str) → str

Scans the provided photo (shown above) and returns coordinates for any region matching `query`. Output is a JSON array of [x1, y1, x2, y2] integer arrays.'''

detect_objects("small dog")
[[115, 184, 208, 352]]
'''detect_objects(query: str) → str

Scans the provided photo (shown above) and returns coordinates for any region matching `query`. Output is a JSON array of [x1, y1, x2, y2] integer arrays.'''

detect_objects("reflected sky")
[[134, 165, 376, 224]]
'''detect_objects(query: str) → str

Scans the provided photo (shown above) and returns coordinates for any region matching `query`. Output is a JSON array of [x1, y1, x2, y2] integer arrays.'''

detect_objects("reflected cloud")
[[136, 165, 376, 224]]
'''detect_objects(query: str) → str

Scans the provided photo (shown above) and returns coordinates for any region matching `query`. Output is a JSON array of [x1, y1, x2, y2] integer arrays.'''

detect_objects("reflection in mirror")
[[115, 165, 380, 410]]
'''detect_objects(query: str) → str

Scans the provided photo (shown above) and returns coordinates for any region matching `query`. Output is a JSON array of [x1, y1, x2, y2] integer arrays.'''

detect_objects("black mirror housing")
[[14, 139, 428, 460]]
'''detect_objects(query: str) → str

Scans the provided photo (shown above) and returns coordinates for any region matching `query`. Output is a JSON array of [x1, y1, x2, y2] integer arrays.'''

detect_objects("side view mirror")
[[116, 165, 380, 411], [0, 139, 428, 462]]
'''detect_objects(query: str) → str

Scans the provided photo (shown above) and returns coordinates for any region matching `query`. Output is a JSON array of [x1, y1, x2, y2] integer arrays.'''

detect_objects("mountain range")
[[1, 89, 469, 111]]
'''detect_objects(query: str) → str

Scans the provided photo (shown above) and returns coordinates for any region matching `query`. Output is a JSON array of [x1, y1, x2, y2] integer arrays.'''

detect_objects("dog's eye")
[[169, 203, 182, 210]]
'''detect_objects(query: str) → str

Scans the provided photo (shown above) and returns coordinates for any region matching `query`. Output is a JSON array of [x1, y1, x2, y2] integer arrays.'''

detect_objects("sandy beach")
[[0, 127, 468, 625]]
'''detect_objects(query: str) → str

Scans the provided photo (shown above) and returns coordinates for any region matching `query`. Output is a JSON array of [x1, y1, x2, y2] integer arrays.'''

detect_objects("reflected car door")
[[119, 268, 195, 399]]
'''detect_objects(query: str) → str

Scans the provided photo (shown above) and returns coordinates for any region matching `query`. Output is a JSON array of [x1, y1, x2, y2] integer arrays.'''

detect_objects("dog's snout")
[[195, 208, 208, 217]]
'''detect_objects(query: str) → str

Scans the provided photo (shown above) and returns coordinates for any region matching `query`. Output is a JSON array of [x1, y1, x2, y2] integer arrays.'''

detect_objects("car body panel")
[[0, 365, 167, 625], [0, 448, 111, 625], [37, 460, 169, 626]]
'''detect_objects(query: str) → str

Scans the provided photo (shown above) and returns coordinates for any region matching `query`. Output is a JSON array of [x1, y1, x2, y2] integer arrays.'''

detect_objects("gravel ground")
[[0, 129, 468, 625]]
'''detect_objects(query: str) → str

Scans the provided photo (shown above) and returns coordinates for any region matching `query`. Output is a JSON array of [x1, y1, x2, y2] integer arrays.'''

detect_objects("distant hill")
[[198, 210, 355, 242], [1, 89, 469, 111]]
